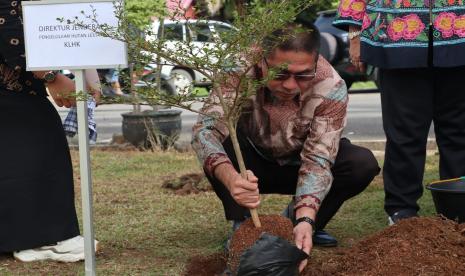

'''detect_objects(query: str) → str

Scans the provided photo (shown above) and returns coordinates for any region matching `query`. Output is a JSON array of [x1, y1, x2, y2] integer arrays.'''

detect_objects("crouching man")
[[191, 24, 380, 271]]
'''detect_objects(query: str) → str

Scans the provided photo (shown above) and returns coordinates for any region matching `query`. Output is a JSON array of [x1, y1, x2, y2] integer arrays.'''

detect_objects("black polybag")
[[236, 233, 309, 276]]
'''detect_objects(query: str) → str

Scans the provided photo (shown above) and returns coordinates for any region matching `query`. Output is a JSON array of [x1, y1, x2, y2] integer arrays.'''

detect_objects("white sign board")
[[22, 0, 127, 70]]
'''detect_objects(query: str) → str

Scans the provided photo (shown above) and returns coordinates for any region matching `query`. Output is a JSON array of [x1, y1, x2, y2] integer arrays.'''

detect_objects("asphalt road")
[[55, 92, 435, 145]]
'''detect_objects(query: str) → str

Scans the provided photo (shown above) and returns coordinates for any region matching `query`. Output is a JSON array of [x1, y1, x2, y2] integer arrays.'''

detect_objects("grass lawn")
[[0, 149, 439, 275], [350, 81, 377, 90], [191, 87, 209, 97]]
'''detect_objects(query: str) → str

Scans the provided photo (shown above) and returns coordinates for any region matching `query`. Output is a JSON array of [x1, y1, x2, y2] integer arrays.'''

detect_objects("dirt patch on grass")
[[303, 216, 465, 275], [228, 215, 294, 273], [0, 252, 81, 275], [184, 217, 465, 275], [183, 215, 294, 276], [183, 253, 228, 276], [162, 173, 212, 195]]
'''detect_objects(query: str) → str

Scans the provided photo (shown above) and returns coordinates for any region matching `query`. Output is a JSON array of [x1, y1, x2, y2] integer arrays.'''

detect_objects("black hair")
[[263, 23, 320, 58]]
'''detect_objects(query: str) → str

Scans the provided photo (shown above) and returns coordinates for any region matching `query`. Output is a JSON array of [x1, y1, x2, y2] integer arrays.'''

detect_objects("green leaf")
[[416, 32, 429, 41]]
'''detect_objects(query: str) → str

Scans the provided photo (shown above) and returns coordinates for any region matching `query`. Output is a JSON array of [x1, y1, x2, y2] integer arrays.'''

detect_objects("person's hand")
[[349, 26, 365, 73], [228, 170, 260, 209], [85, 69, 102, 106], [47, 74, 76, 108], [88, 86, 102, 106], [294, 221, 313, 272], [214, 163, 260, 209]]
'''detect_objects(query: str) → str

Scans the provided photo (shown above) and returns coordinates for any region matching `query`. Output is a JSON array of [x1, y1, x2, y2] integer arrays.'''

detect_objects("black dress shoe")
[[313, 230, 338, 247], [388, 209, 418, 225]]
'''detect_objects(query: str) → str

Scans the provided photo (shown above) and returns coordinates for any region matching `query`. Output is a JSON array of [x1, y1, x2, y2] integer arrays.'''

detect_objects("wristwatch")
[[294, 216, 315, 228], [42, 70, 59, 83], [348, 30, 362, 40]]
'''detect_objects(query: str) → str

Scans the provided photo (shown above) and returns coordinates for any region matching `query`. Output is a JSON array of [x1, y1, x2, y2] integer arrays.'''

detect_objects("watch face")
[[44, 71, 57, 82]]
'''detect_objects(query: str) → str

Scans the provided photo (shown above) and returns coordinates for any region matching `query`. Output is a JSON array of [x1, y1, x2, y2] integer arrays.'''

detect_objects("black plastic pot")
[[426, 177, 465, 223], [121, 109, 182, 149]]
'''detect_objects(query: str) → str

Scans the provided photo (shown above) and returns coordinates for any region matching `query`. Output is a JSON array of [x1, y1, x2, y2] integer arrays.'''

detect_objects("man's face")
[[259, 49, 317, 101]]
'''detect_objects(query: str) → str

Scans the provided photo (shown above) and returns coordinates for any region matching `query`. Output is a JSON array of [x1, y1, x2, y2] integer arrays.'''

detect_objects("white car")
[[148, 19, 235, 94]]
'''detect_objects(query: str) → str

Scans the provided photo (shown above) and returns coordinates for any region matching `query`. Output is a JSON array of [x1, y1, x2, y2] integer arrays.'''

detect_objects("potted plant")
[[119, 3, 183, 149]]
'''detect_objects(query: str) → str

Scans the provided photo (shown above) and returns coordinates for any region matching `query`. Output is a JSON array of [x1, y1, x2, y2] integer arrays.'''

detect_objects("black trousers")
[[206, 136, 380, 230], [379, 66, 465, 215]]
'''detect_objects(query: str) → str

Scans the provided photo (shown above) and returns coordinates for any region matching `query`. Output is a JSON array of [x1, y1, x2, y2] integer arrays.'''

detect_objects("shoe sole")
[[313, 242, 338, 248], [14, 251, 84, 263], [14, 241, 100, 263]]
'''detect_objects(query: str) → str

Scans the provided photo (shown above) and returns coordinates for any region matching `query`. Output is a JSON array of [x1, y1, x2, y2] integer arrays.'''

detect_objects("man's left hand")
[[293, 221, 313, 272]]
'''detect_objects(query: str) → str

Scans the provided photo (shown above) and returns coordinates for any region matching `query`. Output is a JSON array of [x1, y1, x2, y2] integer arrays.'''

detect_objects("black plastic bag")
[[236, 233, 309, 276]]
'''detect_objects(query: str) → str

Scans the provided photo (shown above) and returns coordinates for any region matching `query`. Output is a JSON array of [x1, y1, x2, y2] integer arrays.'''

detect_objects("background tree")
[[125, 0, 166, 28]]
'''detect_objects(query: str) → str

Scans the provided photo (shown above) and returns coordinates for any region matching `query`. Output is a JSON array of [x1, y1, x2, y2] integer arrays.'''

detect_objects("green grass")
[[191, 87, 209, 97], [0, 150, 440, 275], [350, 81, 377, 90]]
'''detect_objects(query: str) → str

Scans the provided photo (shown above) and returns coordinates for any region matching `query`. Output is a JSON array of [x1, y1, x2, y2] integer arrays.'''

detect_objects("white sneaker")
[[14, 236, 99, 262]]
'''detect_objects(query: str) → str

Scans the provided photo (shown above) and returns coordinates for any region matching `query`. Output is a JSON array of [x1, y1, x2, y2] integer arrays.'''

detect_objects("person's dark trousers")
[[205, 136, 380, 231], [379, 66, 465, 216]]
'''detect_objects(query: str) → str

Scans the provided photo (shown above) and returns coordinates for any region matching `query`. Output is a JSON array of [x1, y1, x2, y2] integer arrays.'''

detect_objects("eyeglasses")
[[263, 57, 317, 82]]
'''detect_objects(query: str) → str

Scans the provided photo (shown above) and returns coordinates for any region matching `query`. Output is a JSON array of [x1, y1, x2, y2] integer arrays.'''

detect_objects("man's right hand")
[[214, 163, 260, 209]]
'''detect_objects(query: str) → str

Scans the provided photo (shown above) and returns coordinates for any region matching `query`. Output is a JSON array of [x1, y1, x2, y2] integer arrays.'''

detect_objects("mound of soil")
[[162, 173, 212, 195], [228, 215, 294, 273], [184, 216, 465, 276], [303, 216, 465, 275]]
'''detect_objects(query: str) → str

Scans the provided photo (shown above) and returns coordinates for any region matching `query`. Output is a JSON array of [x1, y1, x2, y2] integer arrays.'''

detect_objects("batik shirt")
[[0, 0, 47, 96], [333, 0, 465, 68], [191, 57, 348, 212]]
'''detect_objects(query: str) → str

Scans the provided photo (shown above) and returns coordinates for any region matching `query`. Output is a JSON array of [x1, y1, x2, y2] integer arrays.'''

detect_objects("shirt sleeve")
[[191, 84, 234, 177], [332, 0, 367, 31], [294, 77, 348, 213], [0, 0, 27, 71]]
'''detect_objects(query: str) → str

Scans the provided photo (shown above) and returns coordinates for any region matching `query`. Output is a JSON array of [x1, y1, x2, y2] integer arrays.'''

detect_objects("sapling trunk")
[[155, 18, 164, 96], [227, 119, 261, 228], [129, 62, 141, 113]]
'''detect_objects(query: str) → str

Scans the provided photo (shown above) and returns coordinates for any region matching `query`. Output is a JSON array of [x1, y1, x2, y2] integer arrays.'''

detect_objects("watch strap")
[[294, 216, 315, 228]]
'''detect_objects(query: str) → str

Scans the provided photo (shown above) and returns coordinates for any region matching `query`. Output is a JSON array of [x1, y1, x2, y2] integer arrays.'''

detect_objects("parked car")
[[148, 19, 235, 94], [147, 14, 377, 94], [314, 9, 378, 90], [61, 68, 175, 99]]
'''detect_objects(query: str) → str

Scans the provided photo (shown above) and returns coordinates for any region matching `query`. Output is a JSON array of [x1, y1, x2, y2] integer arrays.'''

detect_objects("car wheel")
[[170, 69, 193, 95], [319, 32, 338, 64], [161, 78, 176, 96]]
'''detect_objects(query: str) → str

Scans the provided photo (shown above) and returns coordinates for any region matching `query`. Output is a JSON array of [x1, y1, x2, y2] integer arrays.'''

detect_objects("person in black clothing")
[[334, 0, 465, 224], [0, 0, 98, 261]]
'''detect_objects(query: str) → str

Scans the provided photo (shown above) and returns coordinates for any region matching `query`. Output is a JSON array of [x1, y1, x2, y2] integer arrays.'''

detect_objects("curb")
[[68, 136, 438, 153], [350, 138, 437, 151]]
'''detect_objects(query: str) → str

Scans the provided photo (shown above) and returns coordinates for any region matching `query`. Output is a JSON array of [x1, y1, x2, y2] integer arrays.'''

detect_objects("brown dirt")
[[183, 253, 228, 276], [184, 216, 465, 276], [228, 215, 294, 273], [162, 173, 212, 195], [303, 216, 465, 276]]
